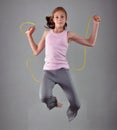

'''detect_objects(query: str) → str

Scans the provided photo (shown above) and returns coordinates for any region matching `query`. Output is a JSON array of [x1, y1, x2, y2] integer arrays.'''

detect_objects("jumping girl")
[[25, 7, 101, 121]]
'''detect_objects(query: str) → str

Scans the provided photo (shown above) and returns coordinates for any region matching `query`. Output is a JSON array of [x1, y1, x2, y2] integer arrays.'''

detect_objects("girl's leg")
[[58, 69, 80, 121], [39, 71, 57, 110]]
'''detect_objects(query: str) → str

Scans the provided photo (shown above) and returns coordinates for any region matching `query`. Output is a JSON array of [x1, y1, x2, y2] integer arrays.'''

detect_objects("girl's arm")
[[68, 15, 101, 47], [25, 26, 47, 55]]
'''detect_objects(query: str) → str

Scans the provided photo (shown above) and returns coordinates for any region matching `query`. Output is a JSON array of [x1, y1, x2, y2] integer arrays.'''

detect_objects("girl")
[[25, 7, 101, 121]]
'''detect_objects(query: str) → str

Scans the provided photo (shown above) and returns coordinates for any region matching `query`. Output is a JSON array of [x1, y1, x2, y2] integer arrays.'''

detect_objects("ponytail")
[[45, 16, 55, 29]]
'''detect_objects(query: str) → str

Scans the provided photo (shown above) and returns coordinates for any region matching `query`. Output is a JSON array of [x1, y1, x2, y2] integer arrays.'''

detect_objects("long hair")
[[45, 7, 67, 29]]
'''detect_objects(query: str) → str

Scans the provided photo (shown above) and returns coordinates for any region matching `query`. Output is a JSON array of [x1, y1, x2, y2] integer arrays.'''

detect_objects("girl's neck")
[[53, 27, 64, 33]]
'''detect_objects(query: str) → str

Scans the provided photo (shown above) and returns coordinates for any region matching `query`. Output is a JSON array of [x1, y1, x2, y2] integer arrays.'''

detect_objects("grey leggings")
[[39, 68, 80, 121]]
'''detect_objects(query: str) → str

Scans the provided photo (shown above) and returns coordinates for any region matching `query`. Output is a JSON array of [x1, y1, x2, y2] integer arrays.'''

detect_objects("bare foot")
[[56, 102, 63, 108]]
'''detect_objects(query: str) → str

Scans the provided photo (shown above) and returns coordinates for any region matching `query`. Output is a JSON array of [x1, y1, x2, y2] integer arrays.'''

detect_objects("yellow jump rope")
[[20, 17, 92, 84]]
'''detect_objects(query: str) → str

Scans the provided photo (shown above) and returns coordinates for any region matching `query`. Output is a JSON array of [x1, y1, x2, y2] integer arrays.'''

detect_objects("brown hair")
[[45, 7, 67, 29]]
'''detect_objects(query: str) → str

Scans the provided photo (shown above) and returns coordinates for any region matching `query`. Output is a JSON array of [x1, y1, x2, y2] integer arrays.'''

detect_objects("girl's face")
[[53, 10, 67, 29]]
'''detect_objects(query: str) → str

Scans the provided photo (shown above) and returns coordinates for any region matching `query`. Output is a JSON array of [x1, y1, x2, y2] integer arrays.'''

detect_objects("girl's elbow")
[[33, 48, 43, 56], [33, 51, 39, 56], [87, 39, 95, 47], [90, 42, 95, 47]]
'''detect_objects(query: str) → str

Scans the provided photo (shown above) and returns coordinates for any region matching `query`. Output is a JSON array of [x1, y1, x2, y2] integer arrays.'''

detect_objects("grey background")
[[0, 0, 117, 130]]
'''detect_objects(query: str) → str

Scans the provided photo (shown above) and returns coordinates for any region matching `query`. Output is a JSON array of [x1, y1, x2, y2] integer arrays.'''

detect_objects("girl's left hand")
[[93, 15, 101, 23]]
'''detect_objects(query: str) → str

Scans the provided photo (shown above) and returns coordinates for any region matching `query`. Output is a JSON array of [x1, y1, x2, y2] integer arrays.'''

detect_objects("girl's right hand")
[[93, 15, 101, 23], [25, 26, 35, 36]]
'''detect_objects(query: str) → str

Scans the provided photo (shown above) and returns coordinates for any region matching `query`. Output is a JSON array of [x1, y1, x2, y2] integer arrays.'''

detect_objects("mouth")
[[58, 22, 64, 25]]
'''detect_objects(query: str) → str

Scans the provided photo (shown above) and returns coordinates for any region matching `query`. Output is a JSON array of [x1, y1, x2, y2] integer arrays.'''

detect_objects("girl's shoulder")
[[67, 30, 79, 43], [42, 29, 51, 38], [44, 29, 50, 34], [67, 31, 74, 39]]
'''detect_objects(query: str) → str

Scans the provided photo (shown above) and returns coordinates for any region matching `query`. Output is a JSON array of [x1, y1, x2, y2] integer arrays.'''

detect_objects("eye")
[[61, 16, 64, 18], [55, 16, 59, 19]]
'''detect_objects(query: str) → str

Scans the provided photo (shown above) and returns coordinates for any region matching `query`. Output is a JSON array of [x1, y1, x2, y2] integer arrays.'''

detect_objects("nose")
[[58, 17, 63, 22]]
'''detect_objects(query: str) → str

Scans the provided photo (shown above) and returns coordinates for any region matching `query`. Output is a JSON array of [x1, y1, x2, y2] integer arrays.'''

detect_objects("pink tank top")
[[43, 29, 70, 70]]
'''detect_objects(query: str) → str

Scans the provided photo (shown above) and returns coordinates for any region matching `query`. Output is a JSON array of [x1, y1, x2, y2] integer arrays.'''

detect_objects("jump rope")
[[19, 17, 92, 84]]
